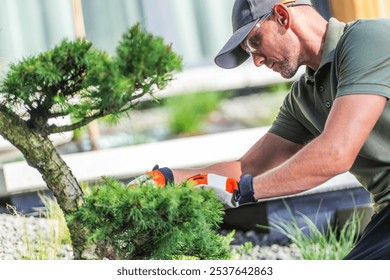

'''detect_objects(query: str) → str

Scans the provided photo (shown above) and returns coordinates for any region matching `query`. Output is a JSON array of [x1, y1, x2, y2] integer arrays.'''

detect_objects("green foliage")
[[259, 202, 361, 260], [68, 178, 233, 260], [115, 24, 181, 91], [165, 91, 226, 135], [0, 23, 182, 134]]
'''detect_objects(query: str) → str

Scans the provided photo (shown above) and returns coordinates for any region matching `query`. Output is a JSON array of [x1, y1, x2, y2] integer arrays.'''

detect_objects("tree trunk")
[[0, 109, 105, 259]]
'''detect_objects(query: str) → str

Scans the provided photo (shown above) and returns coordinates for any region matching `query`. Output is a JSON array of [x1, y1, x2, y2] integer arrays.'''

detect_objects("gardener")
[[132, 0, 390, 259]]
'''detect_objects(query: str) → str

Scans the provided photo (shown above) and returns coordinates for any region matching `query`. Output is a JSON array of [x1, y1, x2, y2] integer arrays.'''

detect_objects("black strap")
[[153, 164, 174, 184], [234, 174, 255, 204]]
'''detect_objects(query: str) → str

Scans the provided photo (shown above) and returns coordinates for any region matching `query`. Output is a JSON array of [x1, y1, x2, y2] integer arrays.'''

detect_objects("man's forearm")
[[252, 136, 350, 200], [173, 160, 242, 183]]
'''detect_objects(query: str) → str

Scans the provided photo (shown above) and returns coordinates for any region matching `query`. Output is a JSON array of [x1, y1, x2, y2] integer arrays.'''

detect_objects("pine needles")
[[68, 178, 233, 260]]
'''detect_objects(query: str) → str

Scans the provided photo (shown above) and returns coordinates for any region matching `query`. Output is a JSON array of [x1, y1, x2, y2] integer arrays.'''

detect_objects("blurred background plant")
[[165, 91, 228, 135], [259, 202, 362, 260]]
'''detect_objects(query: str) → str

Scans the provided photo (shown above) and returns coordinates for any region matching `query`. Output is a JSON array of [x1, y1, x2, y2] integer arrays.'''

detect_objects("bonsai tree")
[[0, 23, 234, 260], [0, 23, 185, 259]]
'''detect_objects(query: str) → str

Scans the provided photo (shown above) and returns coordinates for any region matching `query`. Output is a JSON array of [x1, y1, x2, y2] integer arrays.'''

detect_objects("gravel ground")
[[0, 213, 301, 260], [227, 230, 302, 260], [0, 213, 73, 260]]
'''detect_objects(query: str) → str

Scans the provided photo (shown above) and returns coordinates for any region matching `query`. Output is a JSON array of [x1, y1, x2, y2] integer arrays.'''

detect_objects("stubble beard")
[[279, 54, 304, 79]]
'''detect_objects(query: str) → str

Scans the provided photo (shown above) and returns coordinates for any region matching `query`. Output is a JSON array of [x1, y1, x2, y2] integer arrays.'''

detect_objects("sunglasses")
[[243, 0, 297, 56]]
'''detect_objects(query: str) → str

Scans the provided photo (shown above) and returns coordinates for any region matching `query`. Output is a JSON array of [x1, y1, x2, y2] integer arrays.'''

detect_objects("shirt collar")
[[305, 17, 347, 85]]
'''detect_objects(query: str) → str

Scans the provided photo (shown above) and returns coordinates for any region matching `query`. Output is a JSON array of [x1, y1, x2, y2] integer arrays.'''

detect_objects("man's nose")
[[251, 53, 266, 67]]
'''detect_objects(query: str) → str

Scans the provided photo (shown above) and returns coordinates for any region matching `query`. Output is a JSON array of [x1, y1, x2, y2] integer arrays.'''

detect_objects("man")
[[134, 0, 390, 259]]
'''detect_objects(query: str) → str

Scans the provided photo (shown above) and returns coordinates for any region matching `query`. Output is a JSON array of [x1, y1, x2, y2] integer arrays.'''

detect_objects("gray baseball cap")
[[214, 0, 312, 69]]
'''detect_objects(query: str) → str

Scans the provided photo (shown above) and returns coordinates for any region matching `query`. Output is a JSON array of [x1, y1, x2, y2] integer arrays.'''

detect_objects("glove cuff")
[[234, 174, 256, 205], [158, 167, 174, 185], [152, 165, 174, 185]]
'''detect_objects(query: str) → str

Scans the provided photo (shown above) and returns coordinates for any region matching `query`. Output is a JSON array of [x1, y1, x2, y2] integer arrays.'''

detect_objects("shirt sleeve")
[[335, 19, 390, 99], [269, 80, 314, 145]]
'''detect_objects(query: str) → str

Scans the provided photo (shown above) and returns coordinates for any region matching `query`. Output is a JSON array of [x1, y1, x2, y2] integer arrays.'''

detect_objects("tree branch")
[[47, 113, 103, 134]]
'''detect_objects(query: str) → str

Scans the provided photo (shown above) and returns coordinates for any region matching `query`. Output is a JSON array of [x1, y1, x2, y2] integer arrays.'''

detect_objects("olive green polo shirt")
[[269, 18, 390, 212]]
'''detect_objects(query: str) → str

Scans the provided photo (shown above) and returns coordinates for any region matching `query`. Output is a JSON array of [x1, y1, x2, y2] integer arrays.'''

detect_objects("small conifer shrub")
[[68, 178, 233, 260]]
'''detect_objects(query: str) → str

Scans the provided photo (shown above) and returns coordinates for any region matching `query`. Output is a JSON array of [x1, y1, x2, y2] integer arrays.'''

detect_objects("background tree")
[[0, 23, 182, 259]]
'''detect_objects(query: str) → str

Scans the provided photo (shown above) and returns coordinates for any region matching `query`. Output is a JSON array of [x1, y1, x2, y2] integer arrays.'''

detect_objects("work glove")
[[128, 165, 174, 187], [186, 173, 256, 209]]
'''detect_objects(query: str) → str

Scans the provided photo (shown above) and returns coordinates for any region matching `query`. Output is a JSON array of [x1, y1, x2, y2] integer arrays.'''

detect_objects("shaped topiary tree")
[[0, 24, 187, 259]]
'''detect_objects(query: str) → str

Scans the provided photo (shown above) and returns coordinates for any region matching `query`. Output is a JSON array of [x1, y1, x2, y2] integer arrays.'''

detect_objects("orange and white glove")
[[186, 173, 256, 209], [128, 165, 174, 187]]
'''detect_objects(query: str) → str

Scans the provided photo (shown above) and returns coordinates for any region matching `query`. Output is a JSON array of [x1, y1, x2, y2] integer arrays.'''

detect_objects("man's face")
[[242, 13, 303, 79]]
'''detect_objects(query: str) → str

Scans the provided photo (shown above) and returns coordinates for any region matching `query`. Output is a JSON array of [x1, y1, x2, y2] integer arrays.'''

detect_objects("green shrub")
[[68, 178, 233, 260]]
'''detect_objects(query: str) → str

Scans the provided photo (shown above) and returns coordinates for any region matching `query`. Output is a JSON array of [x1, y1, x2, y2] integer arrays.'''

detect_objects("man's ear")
[[273, 4, 290, 29]]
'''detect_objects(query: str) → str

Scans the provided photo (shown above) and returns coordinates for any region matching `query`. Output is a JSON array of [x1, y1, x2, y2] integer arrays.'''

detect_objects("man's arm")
[[252, 94, 387, 200], [173, 131, 303, 182], [240, 131, 303, 176]]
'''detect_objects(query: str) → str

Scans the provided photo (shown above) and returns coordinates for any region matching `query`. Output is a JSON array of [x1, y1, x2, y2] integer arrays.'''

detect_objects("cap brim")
[[214, 19, 258, 69]]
